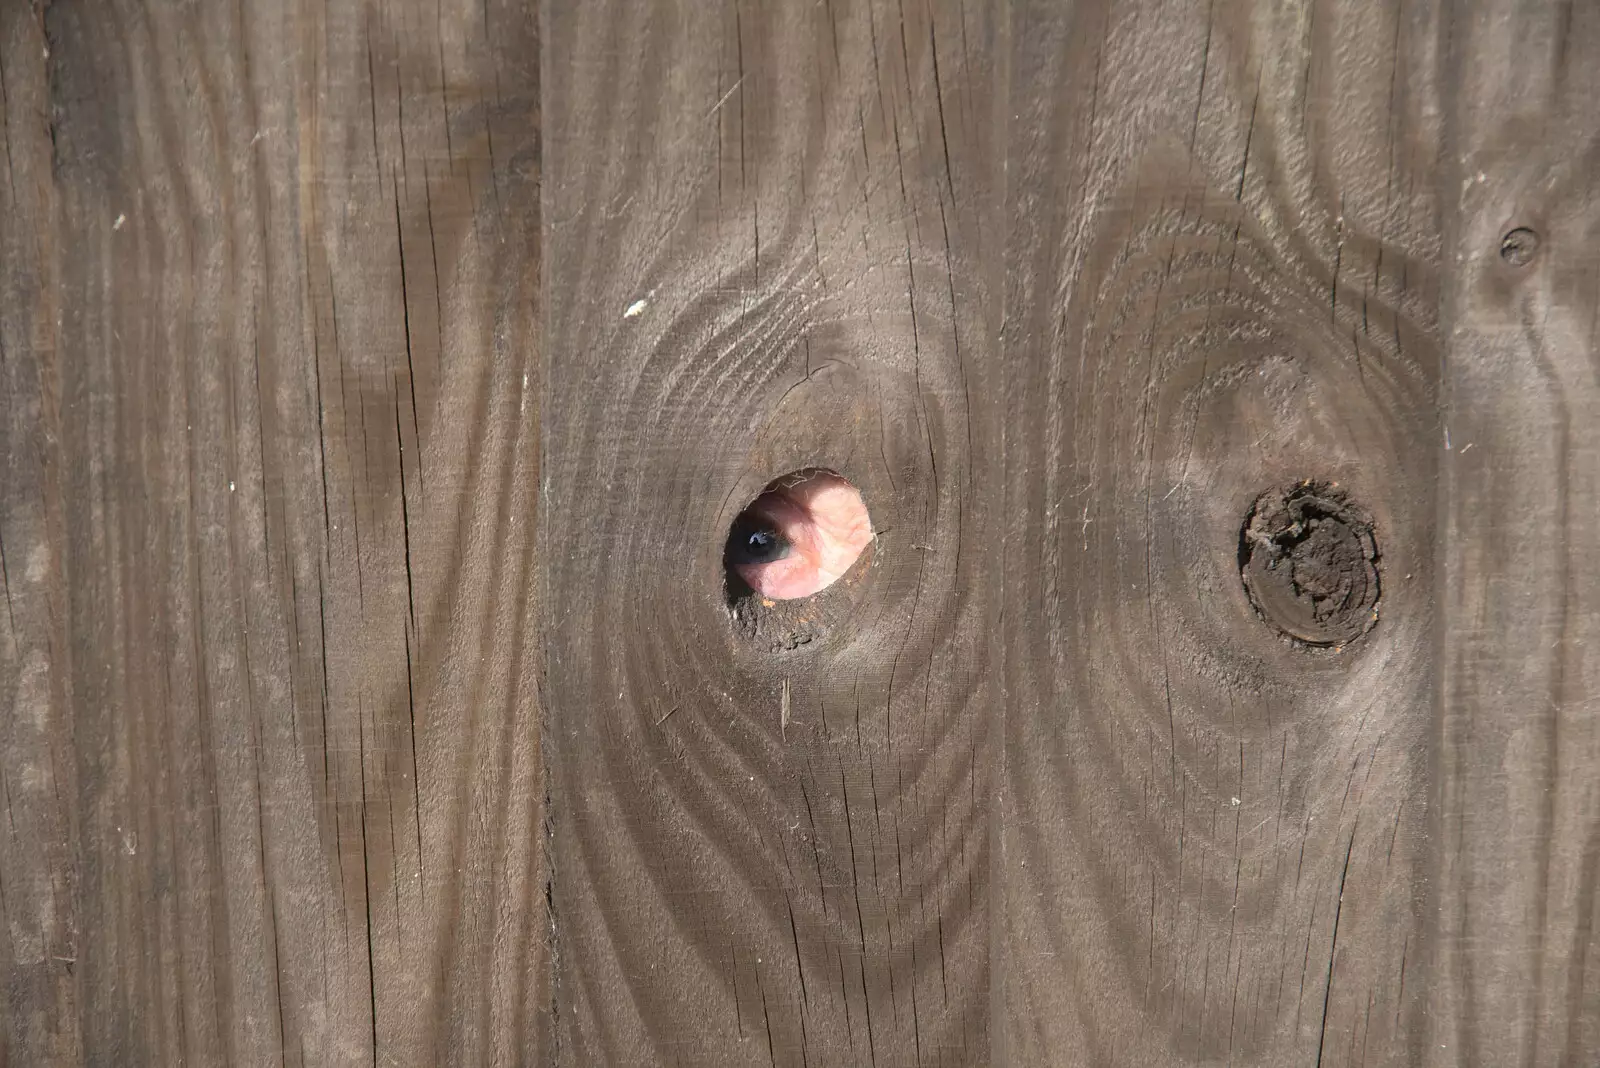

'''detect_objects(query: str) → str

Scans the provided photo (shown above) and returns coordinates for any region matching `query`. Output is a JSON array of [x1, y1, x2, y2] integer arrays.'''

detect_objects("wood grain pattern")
[[1, 0, 542, 1062], [0, 4, 75, 1061], [4, 0, 1599, 1064], [543, 1, 1001, 1064], [997, 0, 1444, 1062], [1432, 2, 1600, 1063]]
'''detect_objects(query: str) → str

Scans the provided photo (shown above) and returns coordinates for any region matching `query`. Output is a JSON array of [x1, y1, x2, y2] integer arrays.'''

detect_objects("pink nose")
[[727, 472, 873, 599]]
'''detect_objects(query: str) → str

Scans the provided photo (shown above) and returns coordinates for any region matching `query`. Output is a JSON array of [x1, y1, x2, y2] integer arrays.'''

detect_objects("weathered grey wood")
[[5, 0, 1600, 1064], [0, 4, 76, 1062], [1432, 2, 1600, 1063], [997, 0, 1445, 1062], [1, 0, 543, 1063], [543, 1, 1002, 1063]]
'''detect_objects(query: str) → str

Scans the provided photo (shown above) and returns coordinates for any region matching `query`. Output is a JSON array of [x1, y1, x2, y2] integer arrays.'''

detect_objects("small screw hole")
[[1500, 227, 1539, 267]]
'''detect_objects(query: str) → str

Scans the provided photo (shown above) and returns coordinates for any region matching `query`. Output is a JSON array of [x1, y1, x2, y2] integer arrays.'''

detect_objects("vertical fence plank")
[[1, 0, 542, 1061], [542, 1, 1003, 1063], [998, 0, 1445, 1062], [1433, 2, 1600, 1062], [0, 3, 78, 1061]]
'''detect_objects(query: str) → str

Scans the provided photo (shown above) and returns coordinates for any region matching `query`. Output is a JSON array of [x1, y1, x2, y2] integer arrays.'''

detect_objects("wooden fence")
[[1, 0, 1595, 1063]]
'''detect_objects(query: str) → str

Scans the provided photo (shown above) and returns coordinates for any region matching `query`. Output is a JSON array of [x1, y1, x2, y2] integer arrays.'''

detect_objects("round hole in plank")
[[725, 469, 873, 601], [1500, 226, 1540, 267], [1238, 481, 1380, 648]]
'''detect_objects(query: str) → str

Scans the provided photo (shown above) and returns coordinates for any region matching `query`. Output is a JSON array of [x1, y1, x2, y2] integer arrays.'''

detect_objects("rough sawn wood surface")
[[1, 0, 1595, 1064]]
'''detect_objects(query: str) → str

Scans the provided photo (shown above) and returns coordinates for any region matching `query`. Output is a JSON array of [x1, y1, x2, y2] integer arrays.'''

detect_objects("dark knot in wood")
[[1239, 482, 1379, 648]]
